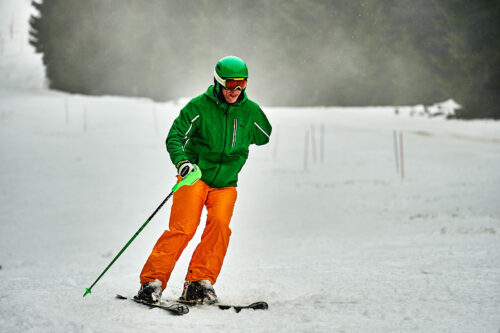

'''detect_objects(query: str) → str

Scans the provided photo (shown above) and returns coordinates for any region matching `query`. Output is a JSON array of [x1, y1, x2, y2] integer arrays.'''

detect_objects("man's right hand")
[[177, 160, 195, 178]]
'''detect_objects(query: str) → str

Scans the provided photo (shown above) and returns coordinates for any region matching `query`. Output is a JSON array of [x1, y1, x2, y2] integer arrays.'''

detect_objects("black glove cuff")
[[176, 160, 190, 169]]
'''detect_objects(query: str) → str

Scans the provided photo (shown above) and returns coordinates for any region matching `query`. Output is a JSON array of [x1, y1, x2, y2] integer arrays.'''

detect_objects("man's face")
[[222, 87, 242, 104]]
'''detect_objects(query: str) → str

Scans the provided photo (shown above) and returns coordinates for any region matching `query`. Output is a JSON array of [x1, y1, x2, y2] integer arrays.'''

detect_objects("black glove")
[[176, 160, 195, 178]]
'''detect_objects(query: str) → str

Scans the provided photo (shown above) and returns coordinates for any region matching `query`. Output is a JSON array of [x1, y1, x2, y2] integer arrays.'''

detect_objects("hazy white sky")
[[0, 0, 45, 89]]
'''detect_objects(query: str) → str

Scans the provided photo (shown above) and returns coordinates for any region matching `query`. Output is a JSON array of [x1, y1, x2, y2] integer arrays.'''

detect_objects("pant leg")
[[140, 178, 209, 289], [185, 186, 237, 284]]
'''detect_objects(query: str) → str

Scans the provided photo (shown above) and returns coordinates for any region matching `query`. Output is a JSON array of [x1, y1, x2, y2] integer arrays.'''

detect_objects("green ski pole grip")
[[172, 165, 202, 192]]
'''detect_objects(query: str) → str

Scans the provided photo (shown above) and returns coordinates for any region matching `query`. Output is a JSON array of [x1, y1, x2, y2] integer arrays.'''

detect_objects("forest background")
[[29, 0, 500, 119]]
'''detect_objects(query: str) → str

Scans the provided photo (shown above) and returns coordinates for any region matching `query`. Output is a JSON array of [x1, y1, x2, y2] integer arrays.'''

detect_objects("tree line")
[[29, 0, 500, 118]]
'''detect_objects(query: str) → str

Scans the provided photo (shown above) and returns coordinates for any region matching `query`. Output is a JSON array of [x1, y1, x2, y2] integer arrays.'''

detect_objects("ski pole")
[[83, 166, 202, 297]]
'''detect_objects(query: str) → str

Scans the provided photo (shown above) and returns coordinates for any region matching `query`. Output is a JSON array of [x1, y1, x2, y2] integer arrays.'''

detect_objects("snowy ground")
[[1, 88, 499, 333], [1, 1, 500, 331]]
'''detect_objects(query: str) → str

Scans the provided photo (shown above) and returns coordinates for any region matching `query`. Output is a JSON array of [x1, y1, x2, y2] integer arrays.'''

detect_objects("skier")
[[136, 56, 272, 304]]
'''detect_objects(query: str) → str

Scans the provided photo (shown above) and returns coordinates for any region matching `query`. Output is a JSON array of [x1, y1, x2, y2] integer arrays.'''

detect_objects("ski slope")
[[1, 89, 499, 332], [1, 1, 500, 331]]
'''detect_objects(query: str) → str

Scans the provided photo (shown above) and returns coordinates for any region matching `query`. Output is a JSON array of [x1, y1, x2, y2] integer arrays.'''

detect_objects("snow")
[[1, 1, 500, 332], [1, 89, 499, 333], [0, 0, 45, 90], [427, 99, 462, 118]]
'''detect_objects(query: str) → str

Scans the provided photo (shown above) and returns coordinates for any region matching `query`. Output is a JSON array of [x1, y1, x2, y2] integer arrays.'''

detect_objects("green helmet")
[[215, 56, 248, 79]]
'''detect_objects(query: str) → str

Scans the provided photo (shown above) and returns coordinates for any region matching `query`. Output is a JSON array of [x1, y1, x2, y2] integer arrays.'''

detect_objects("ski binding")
[[116, 294, 189, 315]]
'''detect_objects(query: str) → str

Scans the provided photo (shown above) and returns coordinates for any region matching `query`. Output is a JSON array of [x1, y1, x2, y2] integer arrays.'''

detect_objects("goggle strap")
[[214, 70, 226, 87]]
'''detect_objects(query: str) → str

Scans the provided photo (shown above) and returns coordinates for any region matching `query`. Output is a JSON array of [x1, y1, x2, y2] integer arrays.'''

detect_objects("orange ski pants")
[[140, 178, 237, 290]]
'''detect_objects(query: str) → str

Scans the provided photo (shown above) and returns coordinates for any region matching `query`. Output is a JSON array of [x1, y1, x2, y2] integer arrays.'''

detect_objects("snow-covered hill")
[[0, 0, 44, 90], [1, 89, 499, 332]]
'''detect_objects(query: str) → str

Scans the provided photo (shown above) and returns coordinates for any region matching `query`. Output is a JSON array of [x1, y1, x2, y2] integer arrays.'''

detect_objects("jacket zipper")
[[232, 118, 237, 147], [210, 104, 229, 186]]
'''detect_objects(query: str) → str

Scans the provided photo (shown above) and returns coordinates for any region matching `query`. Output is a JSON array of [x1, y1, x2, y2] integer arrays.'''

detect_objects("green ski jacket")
[[166, 85, 272, 188]]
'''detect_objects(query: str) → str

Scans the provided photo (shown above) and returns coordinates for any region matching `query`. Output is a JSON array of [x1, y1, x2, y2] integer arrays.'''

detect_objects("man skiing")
[[136, 56, 272, 305]]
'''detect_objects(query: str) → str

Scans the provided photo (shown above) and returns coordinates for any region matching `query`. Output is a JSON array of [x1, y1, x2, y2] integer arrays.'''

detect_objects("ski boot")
[[179, 280, 218, 305], [135, 279, 162, 304]]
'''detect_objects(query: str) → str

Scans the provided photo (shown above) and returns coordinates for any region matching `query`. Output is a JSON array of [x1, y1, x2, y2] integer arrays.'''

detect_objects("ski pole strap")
[[172, 164, 202, 192]]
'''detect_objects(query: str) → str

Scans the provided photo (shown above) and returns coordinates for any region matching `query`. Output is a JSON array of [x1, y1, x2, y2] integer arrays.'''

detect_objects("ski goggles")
[[224, 78, 247, 90], [215, 70, 248, 90]]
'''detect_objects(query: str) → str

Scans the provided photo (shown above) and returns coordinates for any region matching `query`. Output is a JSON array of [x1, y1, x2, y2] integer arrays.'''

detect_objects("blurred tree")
[[29, 0, 499, 118], [427, 0, 500, 118]]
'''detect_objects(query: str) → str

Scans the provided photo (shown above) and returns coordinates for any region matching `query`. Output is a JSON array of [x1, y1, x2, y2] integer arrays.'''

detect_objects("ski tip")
[[83, 288, 92, 298], [116, 294, 127, 300], [250, 301, 269, 310], [172, 304, 190, 315]]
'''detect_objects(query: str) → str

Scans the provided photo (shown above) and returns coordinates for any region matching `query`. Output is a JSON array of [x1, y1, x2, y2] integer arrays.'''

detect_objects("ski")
[[116, 294, 189, 315], [176, 299, 268, 313]]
